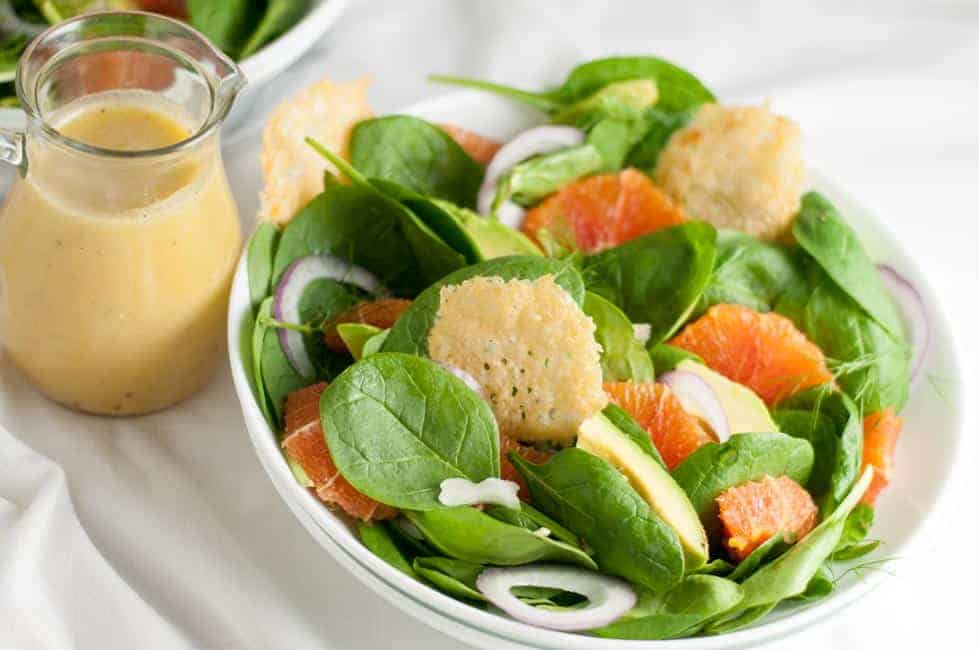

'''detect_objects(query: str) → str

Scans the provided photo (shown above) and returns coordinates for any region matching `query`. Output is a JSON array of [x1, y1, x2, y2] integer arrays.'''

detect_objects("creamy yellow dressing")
[[0, 92, 241, 414]]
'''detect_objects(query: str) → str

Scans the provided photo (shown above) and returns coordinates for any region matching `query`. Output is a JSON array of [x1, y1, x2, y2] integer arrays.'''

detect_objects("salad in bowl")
[[234, 55, 928, 641]]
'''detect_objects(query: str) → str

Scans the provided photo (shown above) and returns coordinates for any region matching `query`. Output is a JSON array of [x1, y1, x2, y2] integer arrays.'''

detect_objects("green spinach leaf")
[[648, 343, 702, 373], [699, 229, 806, 314], [831, 503, 877, 561], [404, 506, 596, 568], [793, 192, 904, 338], [350, 115, 484, 208], [603, 403, 667, 469], [774, 387, 863, 516], [359, 522, 417, 579], [413, 557, 486, 602], [239, 0, 310, 59], [672, 433, 814, 540], [625, 107, 697, 172], [510, 448, 685, 592], [381, 256, 585, 356], [251, 297, 276, 427], [485, 503, 582, 548], [501, 144, 604, 208], [247, 221, 280, 311], [584, 292, 655, 382], [187, 0, 260, 58], [727, 533, 787, 583], [321, 353, 500, 510], [591, 575, 743, 640], [582, 222, 717, 346], [260, 313, 308, 428]]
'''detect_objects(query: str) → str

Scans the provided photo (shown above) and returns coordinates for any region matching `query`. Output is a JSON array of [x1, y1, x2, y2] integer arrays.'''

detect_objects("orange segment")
[[522, 169, 686, 253], [323, 298, 412, 354], [500, 434, 553, 501], [604, 381, 714, 470], [860, 408, 902, 505], [670, 304, 833, 406], [439, 123, 502, 165], [282, 383, 397, 521], [717, 475, 818, 562]]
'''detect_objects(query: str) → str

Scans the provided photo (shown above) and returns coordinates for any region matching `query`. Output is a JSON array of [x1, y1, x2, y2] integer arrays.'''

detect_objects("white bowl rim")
[[227, 91, 965, 649]]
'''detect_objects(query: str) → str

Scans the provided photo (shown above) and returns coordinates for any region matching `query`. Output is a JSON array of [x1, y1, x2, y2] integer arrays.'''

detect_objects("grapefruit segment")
[[282, 382, 397, 521], [717, 475, 818, 562], [669, 304, 833, 406], [522, 168, 686, 253], [323, 298, 412, 354], [860, 408, 902, 505], [439, 123, 502, 165], [604, 381, 714, 470]]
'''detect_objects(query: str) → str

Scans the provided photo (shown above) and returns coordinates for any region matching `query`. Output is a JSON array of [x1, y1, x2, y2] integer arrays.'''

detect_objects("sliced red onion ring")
[[476, 565, 636, 631], [659, 370, 731, 442], [438, 477, 521, 510], [436, 361, 485, 398], [274, 255, 387, 377], [877, 264, 929, 379], [496, 200, 527, 230], [478, 125, 586, 215]]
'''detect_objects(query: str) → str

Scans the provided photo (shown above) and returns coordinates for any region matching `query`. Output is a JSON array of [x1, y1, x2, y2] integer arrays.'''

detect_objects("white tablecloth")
[[2, 1, 977, 648]]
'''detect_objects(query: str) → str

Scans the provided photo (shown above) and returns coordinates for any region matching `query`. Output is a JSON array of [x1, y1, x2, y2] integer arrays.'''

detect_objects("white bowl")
[[227, 91, 964, 648], [0, 0, 350, 129]]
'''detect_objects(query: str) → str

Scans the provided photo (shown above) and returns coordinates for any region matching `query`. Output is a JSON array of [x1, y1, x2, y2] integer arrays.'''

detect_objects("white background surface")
[[2, 0, 977, 648]]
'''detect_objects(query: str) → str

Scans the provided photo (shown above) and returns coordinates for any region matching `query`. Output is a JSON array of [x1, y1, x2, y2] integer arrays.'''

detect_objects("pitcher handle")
[[0, 129, 26, 175]]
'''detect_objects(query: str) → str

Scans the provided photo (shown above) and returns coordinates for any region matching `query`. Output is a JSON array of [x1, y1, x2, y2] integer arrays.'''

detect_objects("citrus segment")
[[439, 123, 502, 165], [522, 169, 686, 253], [604, 381, 714, 470], [717, 475, 818, 562], [669, 304, 833, 406], [860, 408, 902, 505], [323, 298, 412, 354], [282, 382, 397, 521]]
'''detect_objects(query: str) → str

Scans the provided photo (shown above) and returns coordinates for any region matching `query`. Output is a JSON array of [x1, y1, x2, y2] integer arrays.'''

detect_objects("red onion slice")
[[436, 361, 485, 398], [478, 125, 586, 216], [274, 255, 387, 377], [476, 565, 636, 631], [877, 264, 929, 379], [659, 370, 731, 441]]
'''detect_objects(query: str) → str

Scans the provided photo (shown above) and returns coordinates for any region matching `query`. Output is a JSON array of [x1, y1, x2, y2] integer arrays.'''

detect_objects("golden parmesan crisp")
[[655, 103, 805, 241], [428, 275, 607, 444], [259, 76, 373, 224]]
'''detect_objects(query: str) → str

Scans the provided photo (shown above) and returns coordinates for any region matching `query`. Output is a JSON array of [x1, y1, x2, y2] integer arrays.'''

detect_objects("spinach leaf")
[[832, 503, 877, 561], [296, 278, 365, 378], [699, 230, 807, 314], [260, 314, 308, 427], [387, 517, 436, 557], [360, 329, 390, 358], [603, 403, 667, 470], [187, 0, 260, 58], [648, 343, 702, 374], [271, 185, 427, 295], [591, 575, 743, 640], [432, 56, 714, 115], [551, 79, 658, 126], [706, 468, 873, 632], [239, 0, 310, 59], [381, 256, 585, 356], [727, 533, 787, 582], [584, 292, 655, 383], [793, 192, 904, 338], [359, 522, 417, 579], [510, 448, 685, 592], [672, 433, 814, 540], [774, 387, 863, 516], [795, 564, 835, 602], [251, 297, 276, 427], [625, 107, 697, 172], [798, 272, 910, 412], [501, 144, 604, 207], [247, 221, 280, 312], [321, 353, 500, 510], [350, 116, 484, 208], [485, 503, 582, 548], [582, 222, 717, 346], [404, 506, 596, 569], [695, 559, 735, 576], [413, 557, 486, 602]]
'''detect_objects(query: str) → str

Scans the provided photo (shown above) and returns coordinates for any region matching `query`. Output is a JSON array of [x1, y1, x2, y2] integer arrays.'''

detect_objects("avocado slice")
[[675, 360, 777, 440], [577, 412, 708, 569], [337, 323, 383, 360], [459, 211, 542, 259]]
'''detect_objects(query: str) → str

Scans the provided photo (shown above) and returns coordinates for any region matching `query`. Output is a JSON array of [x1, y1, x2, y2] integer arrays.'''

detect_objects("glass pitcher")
[[0, 12, 245, 415]]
